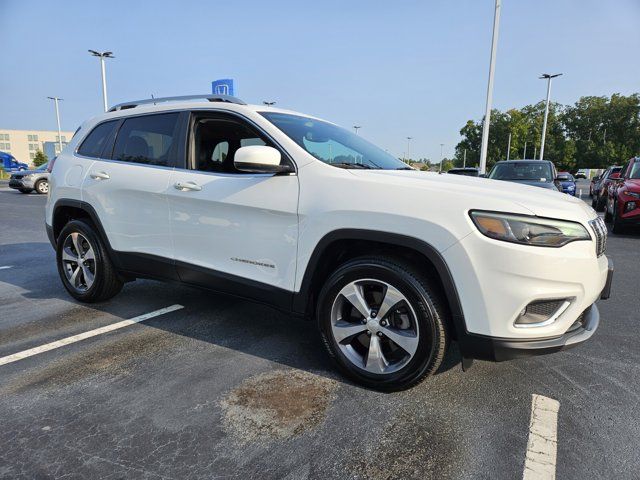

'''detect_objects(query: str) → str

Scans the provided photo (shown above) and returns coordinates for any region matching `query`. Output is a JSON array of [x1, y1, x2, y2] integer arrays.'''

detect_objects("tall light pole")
[[463, 149, 467, 168], [506, 131, 512, 160], [538, 73, 562, 160], [88, 50, 114, 112], [439, 143, 444, 172], [406, 137, 412, 162], [479, 0, 502, 175], [353, 125, 361, 135], [47, 97, 63, 153], [523, 141, 527, 159], [263, 101, 276, 106]]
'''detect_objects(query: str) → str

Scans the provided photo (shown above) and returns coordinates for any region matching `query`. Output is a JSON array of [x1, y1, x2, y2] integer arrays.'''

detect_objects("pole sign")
[[211, 79, 235, 96]]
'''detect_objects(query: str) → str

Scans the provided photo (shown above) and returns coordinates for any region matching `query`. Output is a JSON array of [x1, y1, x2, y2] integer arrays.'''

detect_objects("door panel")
[[167, 171, 299, 291], [82, 161, 174, 258]]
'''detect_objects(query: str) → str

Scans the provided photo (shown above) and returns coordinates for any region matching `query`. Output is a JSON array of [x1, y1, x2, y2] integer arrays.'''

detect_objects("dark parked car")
[[589, 173, 602, 197], [592, 166, 622, 211], [447, 167, 479, 177], [556, 172, 577, 196], [487, 160, 561, 191]]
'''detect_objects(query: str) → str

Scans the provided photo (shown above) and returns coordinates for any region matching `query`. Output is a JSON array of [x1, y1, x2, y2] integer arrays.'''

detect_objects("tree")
[[33, 150, 48, 167]]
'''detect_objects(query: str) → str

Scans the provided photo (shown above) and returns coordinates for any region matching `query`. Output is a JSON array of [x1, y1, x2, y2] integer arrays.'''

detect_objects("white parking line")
[[0, 304, 184, 367], [0, 266, 12, 270], [523, 394, 560, 480]]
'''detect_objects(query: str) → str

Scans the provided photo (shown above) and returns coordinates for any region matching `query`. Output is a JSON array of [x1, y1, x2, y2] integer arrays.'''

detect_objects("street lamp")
[[88, 50, 115, 112], [538, 73, 562, 160], [439, 143, 444, 172], [353, 125, 361, 135], [47, 97, 63, 153], [263, 101, 276, 106], [479, 0, 502, 175], [406, 137, 412, 162]]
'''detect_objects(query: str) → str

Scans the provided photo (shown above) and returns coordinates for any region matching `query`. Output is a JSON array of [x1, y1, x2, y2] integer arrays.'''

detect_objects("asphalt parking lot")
[[0, 180, 639, 480]]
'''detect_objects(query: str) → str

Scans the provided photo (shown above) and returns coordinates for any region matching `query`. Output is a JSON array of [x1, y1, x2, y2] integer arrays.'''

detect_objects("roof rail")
[[108, 94, 247, 112]]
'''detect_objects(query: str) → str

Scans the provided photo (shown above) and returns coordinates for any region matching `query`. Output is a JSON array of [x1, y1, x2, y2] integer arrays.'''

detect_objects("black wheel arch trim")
[[292, 229, 469, 346]]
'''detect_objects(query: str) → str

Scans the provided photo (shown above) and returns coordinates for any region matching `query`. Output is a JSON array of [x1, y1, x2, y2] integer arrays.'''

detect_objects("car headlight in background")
[[623, 190, 640, 199], [469, 211, 591, 247]]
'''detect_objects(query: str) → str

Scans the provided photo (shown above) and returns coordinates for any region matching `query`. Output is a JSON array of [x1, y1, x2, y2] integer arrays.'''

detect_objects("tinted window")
[[489, 162, 553, 181], [77, 121, 118, 158], [193, 117, 268, 173], [112, 113, 179, 166]]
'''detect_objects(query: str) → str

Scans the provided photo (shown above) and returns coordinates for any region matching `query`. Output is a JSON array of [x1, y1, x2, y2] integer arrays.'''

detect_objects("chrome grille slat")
[[588, 217, 607, 257]]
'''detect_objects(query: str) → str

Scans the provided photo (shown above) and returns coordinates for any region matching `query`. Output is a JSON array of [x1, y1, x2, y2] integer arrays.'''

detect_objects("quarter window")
[[112, 113, 179, 166], [77, 120, 119, 158]]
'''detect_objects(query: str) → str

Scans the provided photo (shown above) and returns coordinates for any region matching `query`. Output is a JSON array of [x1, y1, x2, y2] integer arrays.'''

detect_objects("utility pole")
[[506, 132, 512, 161], [88, 50, 115, 112], [406, 137, 412, 162], [47, 97, 63, 153], [539, 73, 562, 160], [479, 0, 502, 175]]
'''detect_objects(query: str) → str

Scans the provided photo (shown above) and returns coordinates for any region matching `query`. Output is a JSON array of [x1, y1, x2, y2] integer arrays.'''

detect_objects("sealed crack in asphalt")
[[220, 369, 338, 444]]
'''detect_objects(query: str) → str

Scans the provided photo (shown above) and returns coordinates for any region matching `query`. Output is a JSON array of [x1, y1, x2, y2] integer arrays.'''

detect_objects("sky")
[[1, 0, 639, 161]]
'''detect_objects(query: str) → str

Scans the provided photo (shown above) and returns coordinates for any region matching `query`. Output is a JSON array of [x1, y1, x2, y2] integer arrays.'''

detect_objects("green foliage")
[[32, 150, 48, 167], [455, 94, 640, 171]]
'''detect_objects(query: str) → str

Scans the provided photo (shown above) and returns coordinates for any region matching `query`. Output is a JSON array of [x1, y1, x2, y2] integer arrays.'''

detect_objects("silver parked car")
[[9, 162, 50, 194]]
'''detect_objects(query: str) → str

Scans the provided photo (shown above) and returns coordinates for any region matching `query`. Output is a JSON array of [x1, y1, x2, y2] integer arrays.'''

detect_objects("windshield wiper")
[[331, 162, 375, 169]]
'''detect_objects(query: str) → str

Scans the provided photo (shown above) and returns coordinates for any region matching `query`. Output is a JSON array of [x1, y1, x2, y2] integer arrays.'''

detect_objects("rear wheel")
[[56, 220, 123, 302], [34, 179, 49, 194], [317, 257, 449, 391]]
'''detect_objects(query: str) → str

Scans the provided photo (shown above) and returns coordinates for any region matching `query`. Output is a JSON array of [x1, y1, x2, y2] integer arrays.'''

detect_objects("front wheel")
[[56, 220, 123, 302], [317, 257, 449, 391], [35, 179, 49, 194], [612, 201, 627, 235]]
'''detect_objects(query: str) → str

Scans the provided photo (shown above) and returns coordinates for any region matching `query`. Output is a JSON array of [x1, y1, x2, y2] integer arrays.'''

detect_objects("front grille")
[[12, 175, 23, 180], [526, 299, 565, 318], [589, 217, 607, 257]]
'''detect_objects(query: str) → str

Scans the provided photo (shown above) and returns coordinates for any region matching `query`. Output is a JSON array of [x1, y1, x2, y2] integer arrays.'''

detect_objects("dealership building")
[[0, 129, 76, 166]]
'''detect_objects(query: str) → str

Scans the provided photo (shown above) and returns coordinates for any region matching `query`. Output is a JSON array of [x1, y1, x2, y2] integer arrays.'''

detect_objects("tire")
[[612, 201, 626, 235], [56, 219, 123, 302], [316, 256, 449, 391], [594, 195, 606, 212], [34, 179, 49, 194], [604, 201, 612, 223], [18, 189, 32, 194]]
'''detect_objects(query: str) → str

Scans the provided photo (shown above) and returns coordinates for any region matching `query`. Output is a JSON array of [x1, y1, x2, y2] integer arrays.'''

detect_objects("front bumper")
[[460, 303, 600, 361], [9, 178, 35, 189]]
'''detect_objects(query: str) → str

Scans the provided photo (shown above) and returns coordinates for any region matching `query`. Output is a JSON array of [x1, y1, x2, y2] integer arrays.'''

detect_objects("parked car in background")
[[605, 157, 640, 233], [447, 167, 479, 177], [9, 162, 50, 194], [1, 152, 28, 173], [556, 172, 577, 196], [487, 160, 561, 191], [575, 169, 588, 179], [592, 166, 622, 211], [589, 173, 602, 197]]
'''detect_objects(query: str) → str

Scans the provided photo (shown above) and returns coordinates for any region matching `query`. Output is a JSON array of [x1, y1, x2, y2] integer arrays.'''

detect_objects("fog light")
[[625, 201, 637, 213], [515, 299, 571, 328]]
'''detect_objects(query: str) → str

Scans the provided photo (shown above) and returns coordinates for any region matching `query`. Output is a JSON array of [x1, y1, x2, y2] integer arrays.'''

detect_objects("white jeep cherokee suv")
[[45, 94, 613, 390]]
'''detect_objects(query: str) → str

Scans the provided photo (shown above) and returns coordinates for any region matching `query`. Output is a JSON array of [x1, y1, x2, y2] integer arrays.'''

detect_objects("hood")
[[625, 178, 640, 191], [348, 169, 597, 222], [14, 169, 47, 176], [560, 180, 576, 187]]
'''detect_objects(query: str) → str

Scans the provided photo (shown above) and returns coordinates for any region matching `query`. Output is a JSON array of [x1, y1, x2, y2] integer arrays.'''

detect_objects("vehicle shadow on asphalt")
[[1, 242, 463, 388]]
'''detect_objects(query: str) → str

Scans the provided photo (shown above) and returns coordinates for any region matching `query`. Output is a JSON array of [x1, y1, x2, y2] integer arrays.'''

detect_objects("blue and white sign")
[[212, 79, 235, 96]]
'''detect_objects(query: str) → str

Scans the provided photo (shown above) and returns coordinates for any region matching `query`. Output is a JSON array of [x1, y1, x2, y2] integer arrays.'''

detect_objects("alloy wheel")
[[330, 279, 420, 375], [37, 181, 49, 194], [61, 232, 96, 292]]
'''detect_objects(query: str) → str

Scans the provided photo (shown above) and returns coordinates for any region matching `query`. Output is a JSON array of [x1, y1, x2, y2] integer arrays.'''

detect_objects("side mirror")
[[479, 173, 488, 178], [234, 145, 293, 174]]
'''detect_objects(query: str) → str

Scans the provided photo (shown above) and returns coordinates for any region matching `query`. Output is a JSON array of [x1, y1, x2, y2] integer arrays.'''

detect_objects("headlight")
[[469, 211, 591, 247], [623, 190, 640, 199]]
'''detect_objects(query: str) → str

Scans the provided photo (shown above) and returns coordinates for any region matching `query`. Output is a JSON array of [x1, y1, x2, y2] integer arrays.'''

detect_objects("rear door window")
[[77, 120, 119, 158], [112, 113, 180, 167]]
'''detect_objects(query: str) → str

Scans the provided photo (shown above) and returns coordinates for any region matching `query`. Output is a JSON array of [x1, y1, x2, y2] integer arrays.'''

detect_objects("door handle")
[[90, 171, 110, 180], [174, 181, 202, 192]]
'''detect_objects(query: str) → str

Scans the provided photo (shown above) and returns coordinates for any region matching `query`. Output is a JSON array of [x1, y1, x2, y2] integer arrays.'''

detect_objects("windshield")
[[260, 112, 410, 170], [489, 162, 553, 181], [629, 162, 640, 179], [557, 173, 574, 181], [36, 162, 48, 171]]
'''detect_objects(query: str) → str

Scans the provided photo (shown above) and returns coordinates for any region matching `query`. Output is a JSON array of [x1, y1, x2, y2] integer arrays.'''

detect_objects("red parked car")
[[605, 157, 640, 233]]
